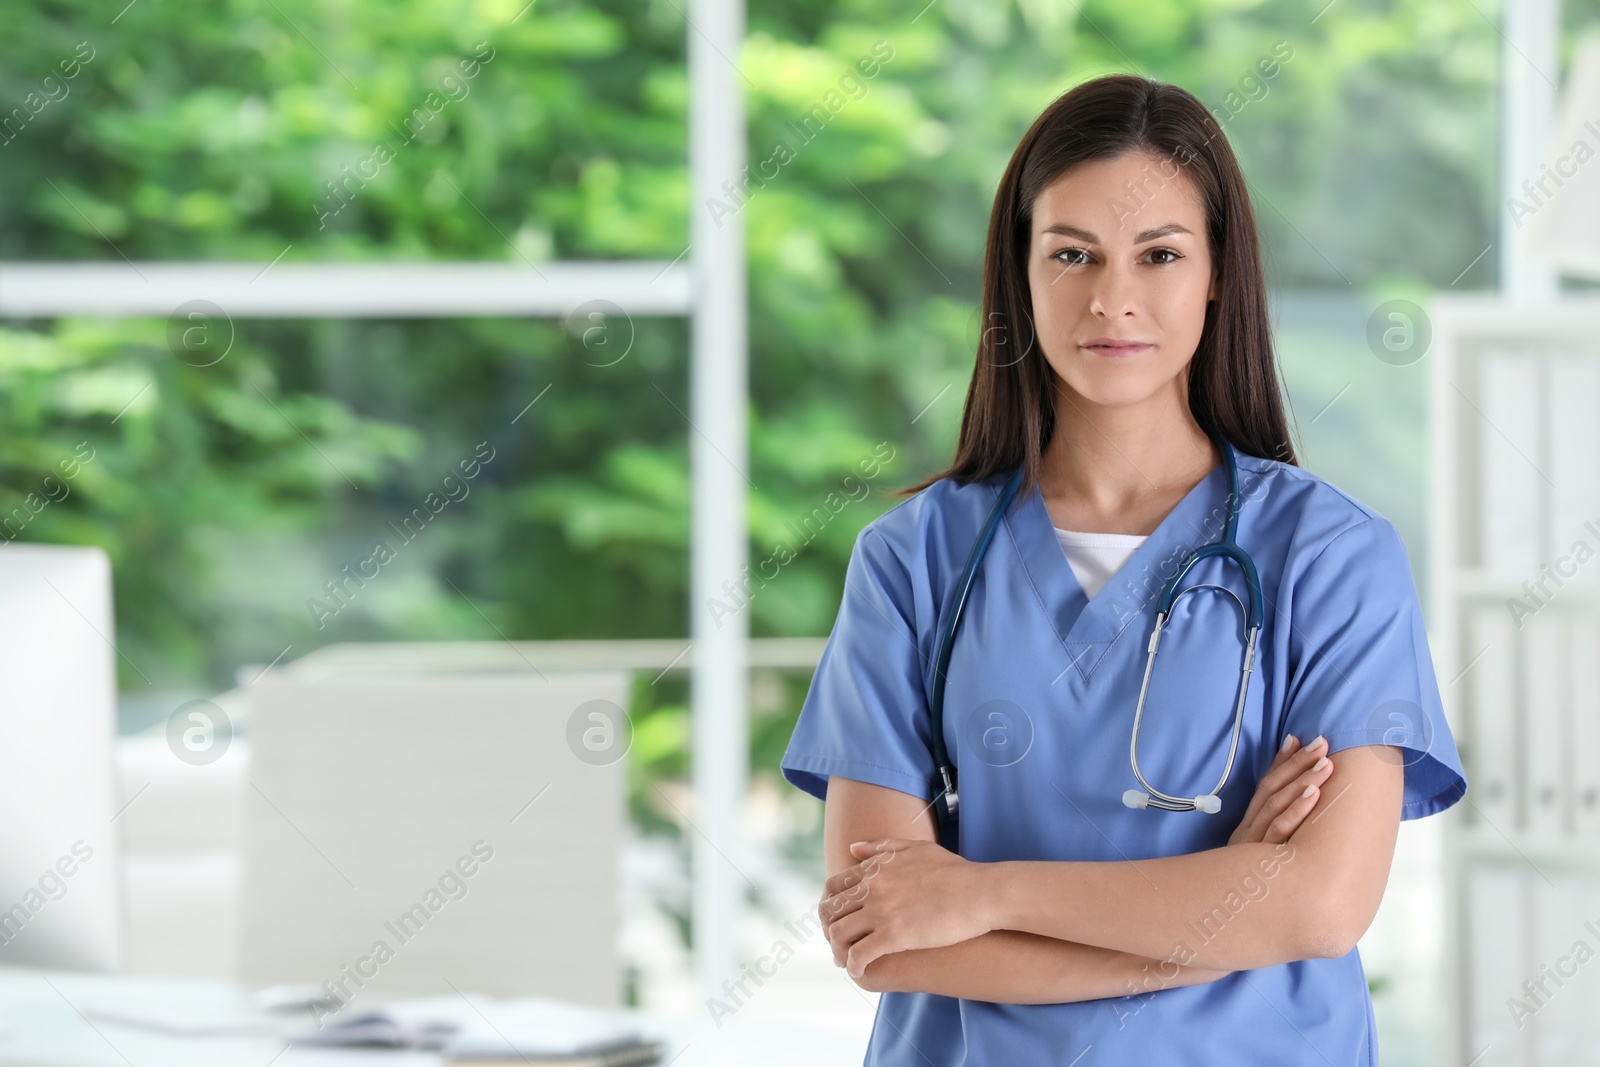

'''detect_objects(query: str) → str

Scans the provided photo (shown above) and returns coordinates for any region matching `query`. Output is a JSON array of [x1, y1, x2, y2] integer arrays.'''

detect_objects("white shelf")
[[1430, 294, 1600, 1067]]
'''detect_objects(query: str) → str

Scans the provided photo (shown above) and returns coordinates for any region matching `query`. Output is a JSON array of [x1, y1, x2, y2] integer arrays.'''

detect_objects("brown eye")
[[1052, 248, 1090, 267], [1148, 248, 1182, 265]]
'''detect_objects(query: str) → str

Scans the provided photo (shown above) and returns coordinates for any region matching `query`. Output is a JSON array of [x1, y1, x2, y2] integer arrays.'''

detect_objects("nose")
[[1086, 260, 1139, 318]]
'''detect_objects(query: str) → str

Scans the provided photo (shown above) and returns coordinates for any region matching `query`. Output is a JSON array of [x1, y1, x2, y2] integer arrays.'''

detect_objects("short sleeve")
[[780, 525, 936, 804], [1280, 515, 1468, 820]]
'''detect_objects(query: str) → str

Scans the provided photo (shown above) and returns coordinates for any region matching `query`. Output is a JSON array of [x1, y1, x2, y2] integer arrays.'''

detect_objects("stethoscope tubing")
[[929, 463, 1025, 839], [928, 423, 1262, 847]]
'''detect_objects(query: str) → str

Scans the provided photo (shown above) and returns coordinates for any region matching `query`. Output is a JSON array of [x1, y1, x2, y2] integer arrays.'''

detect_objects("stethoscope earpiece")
[[1123, 790, 1223, 814]]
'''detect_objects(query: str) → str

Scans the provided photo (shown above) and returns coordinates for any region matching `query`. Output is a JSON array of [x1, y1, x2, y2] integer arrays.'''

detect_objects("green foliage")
[[0, 319, 420, 686], [1, 0, 1506, 755]]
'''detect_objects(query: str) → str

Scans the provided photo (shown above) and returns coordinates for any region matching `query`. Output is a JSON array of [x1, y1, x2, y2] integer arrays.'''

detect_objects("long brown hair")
[[896, 73, 1298, 502]]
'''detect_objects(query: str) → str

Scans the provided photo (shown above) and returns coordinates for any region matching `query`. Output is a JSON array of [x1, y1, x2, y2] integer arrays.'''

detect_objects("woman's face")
[[1024, 149, 1217, 414]]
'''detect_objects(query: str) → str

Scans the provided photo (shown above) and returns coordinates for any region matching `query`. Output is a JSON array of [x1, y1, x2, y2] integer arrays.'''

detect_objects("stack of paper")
[[287, 993, 663, 1065], [289, 994, 481, 1048]]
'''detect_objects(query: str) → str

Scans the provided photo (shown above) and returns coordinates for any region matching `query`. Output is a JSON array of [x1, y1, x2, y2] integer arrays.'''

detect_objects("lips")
[[1081, 339, 1153, 356]]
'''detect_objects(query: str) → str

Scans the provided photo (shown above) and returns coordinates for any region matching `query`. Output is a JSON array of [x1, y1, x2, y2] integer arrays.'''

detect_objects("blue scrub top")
[[780, 441, 1467, 1067]]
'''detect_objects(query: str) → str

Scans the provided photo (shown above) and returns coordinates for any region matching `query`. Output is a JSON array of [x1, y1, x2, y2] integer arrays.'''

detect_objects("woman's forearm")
[[970, 749, 1402, 973], [981, 840, 1327, 972], [858, 929, 1230, 1005]]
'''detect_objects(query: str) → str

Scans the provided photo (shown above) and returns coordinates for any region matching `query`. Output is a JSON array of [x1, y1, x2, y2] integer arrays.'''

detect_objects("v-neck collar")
[[998, 442, 1233, 685]]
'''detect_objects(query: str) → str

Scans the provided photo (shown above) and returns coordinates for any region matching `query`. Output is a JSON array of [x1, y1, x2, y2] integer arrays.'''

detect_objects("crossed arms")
[[818, 736, 1404, 1004]]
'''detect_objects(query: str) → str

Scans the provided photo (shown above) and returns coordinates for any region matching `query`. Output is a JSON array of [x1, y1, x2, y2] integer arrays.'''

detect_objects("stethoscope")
[[928, 422, 1264, 851]]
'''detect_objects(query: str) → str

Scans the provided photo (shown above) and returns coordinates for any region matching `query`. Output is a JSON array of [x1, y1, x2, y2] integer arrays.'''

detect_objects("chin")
[[1061, 369, 1171, 410], [1074, 390, 1163, 411]]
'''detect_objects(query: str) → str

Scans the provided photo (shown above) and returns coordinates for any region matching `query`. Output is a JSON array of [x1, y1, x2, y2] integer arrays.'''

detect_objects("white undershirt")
[[1053, 528, 1148, 599]]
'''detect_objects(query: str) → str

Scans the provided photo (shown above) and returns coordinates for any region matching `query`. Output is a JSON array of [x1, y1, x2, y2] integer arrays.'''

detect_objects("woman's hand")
[[1227, 734, 1332, 846], [819, 837, 992, 980]]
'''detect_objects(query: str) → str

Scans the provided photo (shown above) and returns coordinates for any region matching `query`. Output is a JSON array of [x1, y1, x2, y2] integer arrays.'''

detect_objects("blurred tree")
[[0, 0, 1501, 729]]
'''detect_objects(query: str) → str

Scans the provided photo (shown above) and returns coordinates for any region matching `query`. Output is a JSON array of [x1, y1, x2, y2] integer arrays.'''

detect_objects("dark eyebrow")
[[1039, 222, 1195, 244]]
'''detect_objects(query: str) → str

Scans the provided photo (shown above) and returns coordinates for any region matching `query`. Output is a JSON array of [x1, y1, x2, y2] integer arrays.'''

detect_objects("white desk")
[[0, 970, 868, 1067]]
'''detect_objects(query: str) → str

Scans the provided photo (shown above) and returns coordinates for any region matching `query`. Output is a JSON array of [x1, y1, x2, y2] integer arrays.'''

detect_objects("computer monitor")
[[0, 544, 122, 971]]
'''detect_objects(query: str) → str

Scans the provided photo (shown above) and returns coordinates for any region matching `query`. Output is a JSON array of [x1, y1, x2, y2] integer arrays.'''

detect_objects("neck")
[[1038, 391, 1218, 524]]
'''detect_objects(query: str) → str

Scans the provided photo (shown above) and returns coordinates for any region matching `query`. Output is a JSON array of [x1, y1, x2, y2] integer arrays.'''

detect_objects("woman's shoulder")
[[1233, 451, 1410, 571], [854, 468, 1011, 573]]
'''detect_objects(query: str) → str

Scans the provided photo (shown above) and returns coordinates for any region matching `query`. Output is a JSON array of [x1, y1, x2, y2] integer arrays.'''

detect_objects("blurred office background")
[[5, 0, 1600, 1064]]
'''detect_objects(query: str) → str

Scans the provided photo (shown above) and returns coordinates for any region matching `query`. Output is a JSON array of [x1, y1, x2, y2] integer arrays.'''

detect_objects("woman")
[[779, 74, 1467, 1065]]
